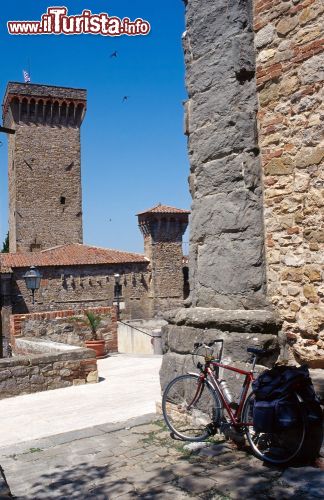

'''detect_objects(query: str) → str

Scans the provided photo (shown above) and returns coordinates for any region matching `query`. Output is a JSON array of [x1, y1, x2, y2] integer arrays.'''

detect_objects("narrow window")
[[30, 243, 41, 252], [60, 196, 66, 205]]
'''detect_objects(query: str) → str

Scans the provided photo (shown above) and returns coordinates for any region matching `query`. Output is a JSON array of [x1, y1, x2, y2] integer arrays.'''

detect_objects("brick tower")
[[137, 204, 190, 314], [2, 82, 87, 253]]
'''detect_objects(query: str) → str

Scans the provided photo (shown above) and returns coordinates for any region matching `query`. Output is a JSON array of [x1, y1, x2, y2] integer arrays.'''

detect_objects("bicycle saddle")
[[247, 347, 267, 356]]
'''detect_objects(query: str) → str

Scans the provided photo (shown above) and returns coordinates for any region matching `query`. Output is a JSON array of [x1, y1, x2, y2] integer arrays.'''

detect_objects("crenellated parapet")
[[137, 204, 189, 243], [3, 82, 86, 128]]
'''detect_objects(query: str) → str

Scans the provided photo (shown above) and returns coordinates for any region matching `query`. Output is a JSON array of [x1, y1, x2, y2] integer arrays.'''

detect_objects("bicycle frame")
[[162, 345, 309, 465], [196, 360, 255, 428]]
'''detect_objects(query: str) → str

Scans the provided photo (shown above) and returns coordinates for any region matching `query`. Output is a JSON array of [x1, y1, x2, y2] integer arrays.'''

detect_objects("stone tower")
[[137, 204, 190, 314], [2, 82, 86, 253]]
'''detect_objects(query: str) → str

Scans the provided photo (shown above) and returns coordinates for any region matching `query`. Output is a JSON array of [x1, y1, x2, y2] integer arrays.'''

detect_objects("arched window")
[[21, 98, 28, 119], [53, 101, 59, 124], [68, 102, 75, 125], [30, 98, 36, 118], [38, 99, 44, 121], [11, 97, 20, 122], [61, 101, 67, 124], [45, 100, 52, 123], [75, 103, 84, 125]]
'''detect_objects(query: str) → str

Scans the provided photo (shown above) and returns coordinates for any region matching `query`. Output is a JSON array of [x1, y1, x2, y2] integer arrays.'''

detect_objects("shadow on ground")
[[2, 418, 323, 499], [8, 460, 194, 499]]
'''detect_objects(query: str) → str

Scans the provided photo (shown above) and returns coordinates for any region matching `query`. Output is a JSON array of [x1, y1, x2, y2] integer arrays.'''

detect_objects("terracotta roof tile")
[[0, 244, 148, 269], [137, 203, 190, 215]]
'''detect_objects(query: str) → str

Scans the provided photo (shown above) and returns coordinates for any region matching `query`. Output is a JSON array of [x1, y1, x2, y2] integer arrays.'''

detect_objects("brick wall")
[[10, 306, 118, 353], [254, 0, 324, 367]]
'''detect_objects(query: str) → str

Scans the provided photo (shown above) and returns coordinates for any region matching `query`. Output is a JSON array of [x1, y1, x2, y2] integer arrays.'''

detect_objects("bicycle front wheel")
[[162, 373, 222, 441], [243, 392, 306, 465]]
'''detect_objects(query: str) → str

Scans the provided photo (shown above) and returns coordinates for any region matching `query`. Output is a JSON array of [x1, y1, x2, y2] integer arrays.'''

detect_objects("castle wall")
[[254, 0, 324, 367], [9, 263, 151, 320]]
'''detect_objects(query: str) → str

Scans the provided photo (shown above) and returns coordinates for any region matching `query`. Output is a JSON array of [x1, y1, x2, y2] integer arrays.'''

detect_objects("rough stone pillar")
[[0, 271, 13, 357], [160, 0, 281, 395], [185, 0, 267, 310]]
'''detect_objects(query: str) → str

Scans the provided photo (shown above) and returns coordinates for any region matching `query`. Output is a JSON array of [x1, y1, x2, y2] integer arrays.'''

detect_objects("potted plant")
[[84, 311, 107, 359]]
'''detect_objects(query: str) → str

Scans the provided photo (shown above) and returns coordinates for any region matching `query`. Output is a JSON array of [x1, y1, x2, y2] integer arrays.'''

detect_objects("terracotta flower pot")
[[85, 339, 107, 359]]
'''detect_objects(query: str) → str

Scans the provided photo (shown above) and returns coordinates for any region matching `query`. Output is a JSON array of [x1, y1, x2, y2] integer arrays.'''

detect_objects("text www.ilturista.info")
[[7, 7, 151, 36]]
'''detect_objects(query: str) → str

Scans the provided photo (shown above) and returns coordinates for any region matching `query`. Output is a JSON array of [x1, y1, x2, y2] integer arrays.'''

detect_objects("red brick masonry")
[[10, 306, 118, 352]]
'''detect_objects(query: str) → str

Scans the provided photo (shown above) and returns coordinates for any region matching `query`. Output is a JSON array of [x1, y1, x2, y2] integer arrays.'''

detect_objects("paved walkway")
[[0, 415, 323, 499], [0, 355, 323, 498], [0, 354, 162, 447]]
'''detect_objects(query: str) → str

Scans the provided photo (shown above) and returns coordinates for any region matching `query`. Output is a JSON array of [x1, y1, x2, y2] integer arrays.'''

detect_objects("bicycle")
[[162, 339, 306, 465]]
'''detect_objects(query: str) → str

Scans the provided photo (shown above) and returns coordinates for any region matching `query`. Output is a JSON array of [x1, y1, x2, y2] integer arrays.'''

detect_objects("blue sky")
[[0, 1, 190, 253]]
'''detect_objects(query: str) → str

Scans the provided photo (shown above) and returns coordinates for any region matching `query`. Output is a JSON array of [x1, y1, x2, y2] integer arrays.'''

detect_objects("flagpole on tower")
[[23, 58, 31, 84], [23, 69, 31, 84]]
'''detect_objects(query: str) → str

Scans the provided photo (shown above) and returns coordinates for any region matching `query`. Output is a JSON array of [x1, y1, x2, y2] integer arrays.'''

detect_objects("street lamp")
[[23, 266, 42, 305], [114, 273, 121, 320]]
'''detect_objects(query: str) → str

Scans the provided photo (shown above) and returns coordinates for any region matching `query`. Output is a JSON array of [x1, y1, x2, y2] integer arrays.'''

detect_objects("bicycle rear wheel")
[[243, 392, 306, 465], [162, 373, 222, 441]]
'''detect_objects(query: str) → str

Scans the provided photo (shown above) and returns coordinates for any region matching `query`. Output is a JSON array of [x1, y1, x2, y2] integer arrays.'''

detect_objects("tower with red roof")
[[137, 204, 190, 314]]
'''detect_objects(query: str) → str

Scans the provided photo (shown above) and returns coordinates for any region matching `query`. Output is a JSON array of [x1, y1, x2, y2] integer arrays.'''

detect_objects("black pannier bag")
[[252, 365, 322, 433], [253, 396, 301, 433], [253, 365, 310, 401]]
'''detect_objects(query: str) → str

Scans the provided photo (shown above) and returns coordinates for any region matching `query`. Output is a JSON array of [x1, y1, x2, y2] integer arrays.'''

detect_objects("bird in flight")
[[122, 96, 129, 103], [110, 51, 118, 58]]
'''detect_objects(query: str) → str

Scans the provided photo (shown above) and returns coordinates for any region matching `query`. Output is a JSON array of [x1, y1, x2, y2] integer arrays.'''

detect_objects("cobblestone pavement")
[[0, 415, 323, 499]]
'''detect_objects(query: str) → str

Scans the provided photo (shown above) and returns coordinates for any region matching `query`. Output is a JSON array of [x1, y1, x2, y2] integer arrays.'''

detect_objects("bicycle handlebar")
[[194, 339, 224, 350], [192, 340, 224, 367]]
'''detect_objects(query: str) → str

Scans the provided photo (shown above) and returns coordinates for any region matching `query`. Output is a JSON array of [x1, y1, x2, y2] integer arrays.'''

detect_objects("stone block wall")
[[160, 308, 281, 398], [0, 347, 97, 400], [254, 0, 324, 367], [10, 306, 118, 353]]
